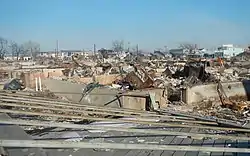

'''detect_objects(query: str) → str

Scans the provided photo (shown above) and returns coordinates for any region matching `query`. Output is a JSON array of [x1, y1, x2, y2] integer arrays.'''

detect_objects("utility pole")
[[136, 44, 139, 57], [30, 47, 33, 60], [56, 40, 59, 58], [164, 46, 168, 53], [93, 44, 96, 55], [54, 48, 57, 58], [127, 42, 130, 52]]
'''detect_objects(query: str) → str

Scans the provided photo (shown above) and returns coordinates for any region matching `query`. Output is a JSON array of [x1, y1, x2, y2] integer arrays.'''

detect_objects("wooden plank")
[[85, 131, 117, 156], [124, 134, 156, 156], [158, 128, 183, 156], [185, 128, 204, 156], [1, 90, 149, 97], [0, 108, 204, 128], [144, 127, 181, 156], [46, 131, 104, 156], [198, 139, 215, 156], [0, 102, 215, 125], [0, 94, 150, 112], [1, 109, 250, 133], [140, 135, 168, 156], [209, 123, 227, 156], [161, 109, 244, 128], [223, 140, 235, 156], [0, 119, 250, 141], [46, 149, 76, 156], [172, 128, 193, 156], [161, 109, 216, 122], [111, 132, 140, 156], [0, 97, 194, 120], [0, 95, 153, 114], [210, 139, 226, 156], [236, 132, 250, 156], [131, 131, 165, 156], [198, 128, 215, 156], [123, 125, 160, 156]]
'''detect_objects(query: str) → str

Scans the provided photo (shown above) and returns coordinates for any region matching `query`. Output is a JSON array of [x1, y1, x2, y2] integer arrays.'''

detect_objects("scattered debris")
[[2, 49, 250, 155], [3, 78, 25, 91]]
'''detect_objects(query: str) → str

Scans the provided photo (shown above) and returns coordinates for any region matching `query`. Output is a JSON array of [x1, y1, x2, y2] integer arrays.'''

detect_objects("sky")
[[0, 0, 250, 51]]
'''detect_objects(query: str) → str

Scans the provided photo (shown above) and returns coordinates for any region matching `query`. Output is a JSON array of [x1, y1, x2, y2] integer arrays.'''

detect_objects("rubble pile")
[[3, 51, 250, 123], [32, 89, 58, 99], [0, 69, 8, 80]]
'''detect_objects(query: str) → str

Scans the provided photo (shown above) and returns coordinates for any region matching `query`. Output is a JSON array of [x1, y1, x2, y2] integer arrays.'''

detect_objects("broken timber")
[[0, 118, 250, 141], [0, 102, 217, 125], [0, 109, 250, 132], [0, 95, 193, 120], [1, 140, 250, 153]]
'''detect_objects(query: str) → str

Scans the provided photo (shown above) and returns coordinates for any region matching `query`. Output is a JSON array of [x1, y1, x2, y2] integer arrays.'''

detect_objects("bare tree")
[[10, 41, 18, 58], [0, 37, 8, 59], [22, 41, 40, 59], [130, 45, 138, 54], [112, 40, 124, 53], [10, 41, 24, 60]]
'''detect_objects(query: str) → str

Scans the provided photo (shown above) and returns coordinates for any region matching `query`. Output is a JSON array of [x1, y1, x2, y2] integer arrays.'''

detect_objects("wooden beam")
[[161, 109, 244, 128], [0, 109, 250, 132], [0, 95, 155, 114], [1, 140, 250, 153], [0, 102, 217, 125], [0, 119, 249, 141], [0, 97, 192, 120], [0, 108, 207, 128]]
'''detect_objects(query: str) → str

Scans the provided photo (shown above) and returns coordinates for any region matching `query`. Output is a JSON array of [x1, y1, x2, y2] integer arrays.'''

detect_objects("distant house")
[[98, 48, 117, 58], [169, 48, 189, 58], [38, 51, 57, 58], [4, 54, 32, 61], [153, 50, 165, 58], [3, 54, 13, 61], [187, 53, 202, 59], [38, 52, 48, 57], [22, 56, 32, 61], [215, 44, 244, 58], [60, 50, 83, 58], [37, 50, 84, 59], [203, 50, 215, 58]]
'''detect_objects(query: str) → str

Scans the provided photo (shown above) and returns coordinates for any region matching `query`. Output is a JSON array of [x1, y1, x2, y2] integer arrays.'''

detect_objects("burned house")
[[149, 50, 166, 60], [98, 48, 116, 59], [169, 48, 189, 58]]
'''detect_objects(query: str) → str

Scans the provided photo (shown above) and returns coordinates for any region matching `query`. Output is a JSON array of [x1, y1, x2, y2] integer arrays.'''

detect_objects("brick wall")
[[21, 69, 64, 89]]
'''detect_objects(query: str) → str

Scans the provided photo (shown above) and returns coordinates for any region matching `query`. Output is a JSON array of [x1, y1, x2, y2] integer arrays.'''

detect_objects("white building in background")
[[4, 55, 32, 61], [38, 51, 57, 58], [38, 50, 86, 59], [215, 44, 244, 58]]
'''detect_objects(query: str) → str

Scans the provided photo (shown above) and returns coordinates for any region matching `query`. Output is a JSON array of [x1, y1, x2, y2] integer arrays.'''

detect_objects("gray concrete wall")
[[42, 78, 120, 108], [183, 80, 250, 104], [122, 88, 167, 110], [42, 78, 85, 103]]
